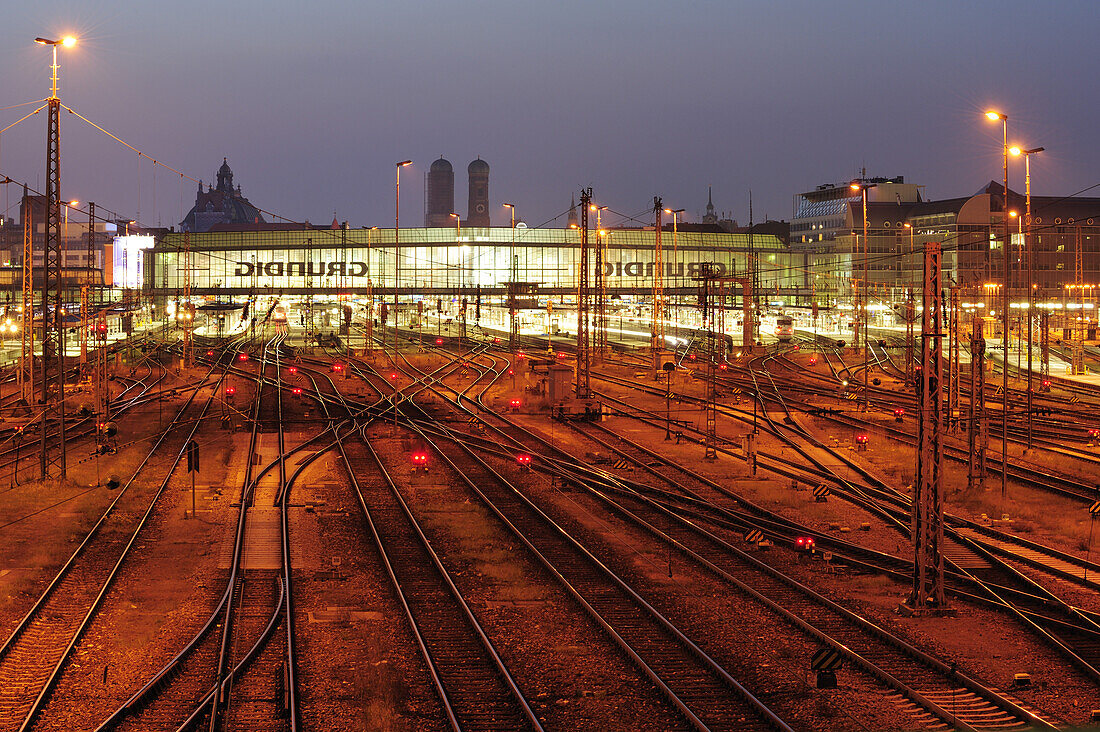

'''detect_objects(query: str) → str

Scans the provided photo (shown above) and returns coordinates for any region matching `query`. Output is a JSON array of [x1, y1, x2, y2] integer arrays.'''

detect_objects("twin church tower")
[[425, 157, 491, 228]]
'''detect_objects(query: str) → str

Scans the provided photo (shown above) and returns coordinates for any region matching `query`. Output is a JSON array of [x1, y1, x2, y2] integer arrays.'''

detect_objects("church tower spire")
[[703, 186, 718, 225]]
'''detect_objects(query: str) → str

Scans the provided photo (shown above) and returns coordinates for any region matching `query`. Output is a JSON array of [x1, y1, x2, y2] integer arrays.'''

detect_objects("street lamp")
[[366, 225, 378, 356], [850, 180, 877, 411], [394, 160, 412, 367], [1010, 144, 1044, 450], [503, 203, 517, 350], [985, 109, 1010, 498], [664, 208, 685, 348], [63, 200, 78, 270]]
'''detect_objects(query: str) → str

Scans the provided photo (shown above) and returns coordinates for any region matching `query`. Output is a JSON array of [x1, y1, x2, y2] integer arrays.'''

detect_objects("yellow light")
[[985, 110, 1003, 121], [62, 36, 76, 47], [1009, 210, 1019, 218], [903, 223, 912, 229], [849, 183, 861, 191], [1009, 146, 1022, 156], [68, 199, 79, 206], [589, 205, 597, 211]]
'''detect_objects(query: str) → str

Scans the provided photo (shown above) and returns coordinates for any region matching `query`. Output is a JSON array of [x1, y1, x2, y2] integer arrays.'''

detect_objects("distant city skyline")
[[0, 1, 1096, 231]]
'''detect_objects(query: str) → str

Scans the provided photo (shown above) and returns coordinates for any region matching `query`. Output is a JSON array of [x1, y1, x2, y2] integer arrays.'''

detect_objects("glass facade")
[[148, 226, 804, 297]]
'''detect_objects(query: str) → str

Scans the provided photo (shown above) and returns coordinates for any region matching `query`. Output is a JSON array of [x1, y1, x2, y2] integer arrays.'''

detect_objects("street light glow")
[[985, 110, 1005, 121], [396, 160, 412, 167], [62, 36, 76, 47]]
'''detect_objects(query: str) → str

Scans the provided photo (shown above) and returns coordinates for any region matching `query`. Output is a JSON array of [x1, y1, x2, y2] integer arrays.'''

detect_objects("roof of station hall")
[[154, 225, 789, 253]]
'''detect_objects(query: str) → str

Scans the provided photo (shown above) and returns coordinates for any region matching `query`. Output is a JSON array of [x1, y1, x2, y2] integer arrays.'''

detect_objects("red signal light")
[[292, 387, 303, 396], [556, 352, 566, 359], [510, 398, 521, 408], [808, 356, 818, 365], [894, 408, 905, 422], [793, 344, 800, 350], [331, 363, 344, 372], [435, 337, 443, 345], [689, 354, 696, 361], [1089, 428, 1100, 438], [795, 536, 815, 551], [389, 372, 398, 380], [516, 453, 532, 467], [206, 350, 214, 357], [855, 433, 869, 444], [225, 386, 236, 397], [238, 353, 249, 362], [411, 452, 428, 465], [516, 351, 526, 359], [288, 366, 297, 374], [493, 337, 501, 344], [719, 363, 728, 371]]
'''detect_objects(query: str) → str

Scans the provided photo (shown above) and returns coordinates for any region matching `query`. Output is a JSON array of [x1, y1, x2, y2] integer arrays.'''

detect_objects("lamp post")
[[503, 203, 516, 350], [664, 208, 685, 351], [850, 181, 877, 411], [394, 161, 412, 366], [985, 109, 1010, 499], [366, 225, 378, 356], [394, 161, 411, 428], [1010, 145, 1044, 450]]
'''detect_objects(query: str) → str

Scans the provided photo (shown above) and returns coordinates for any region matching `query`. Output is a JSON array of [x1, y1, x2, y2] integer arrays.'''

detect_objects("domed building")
[[425, 156, 455, 227], [466, 157, 491, 227], [180, 158, 266, 232]]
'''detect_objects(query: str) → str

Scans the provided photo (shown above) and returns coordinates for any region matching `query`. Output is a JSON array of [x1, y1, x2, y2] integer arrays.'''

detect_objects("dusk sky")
[[2, 1, 1097, 230]]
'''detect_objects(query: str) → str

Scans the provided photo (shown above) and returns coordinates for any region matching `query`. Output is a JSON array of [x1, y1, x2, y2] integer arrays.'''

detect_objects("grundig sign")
[[235, 261, 367, 278], [233, 260, 728, 279]]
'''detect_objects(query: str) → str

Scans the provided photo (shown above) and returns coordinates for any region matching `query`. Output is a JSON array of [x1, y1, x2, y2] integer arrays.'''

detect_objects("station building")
[[146, 224, 803, 296]]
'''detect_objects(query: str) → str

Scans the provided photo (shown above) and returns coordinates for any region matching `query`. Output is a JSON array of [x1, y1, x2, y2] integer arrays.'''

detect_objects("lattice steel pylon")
[[651, 198, 664, 374], [697, 262, 720, 461], [42, 91, 66, 479], [911, 241, 945, 609], [575, 188, 592, 399], [968, 314, 987, 491], [1039, 310, 1050, 388], [947, 287, 960, 432], [904, 288, 915, 386], [1072, 225, 1086, 375], [20, 187, 34, 404], [183, 231, 193, 366], [594, 227, 607, 361]]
